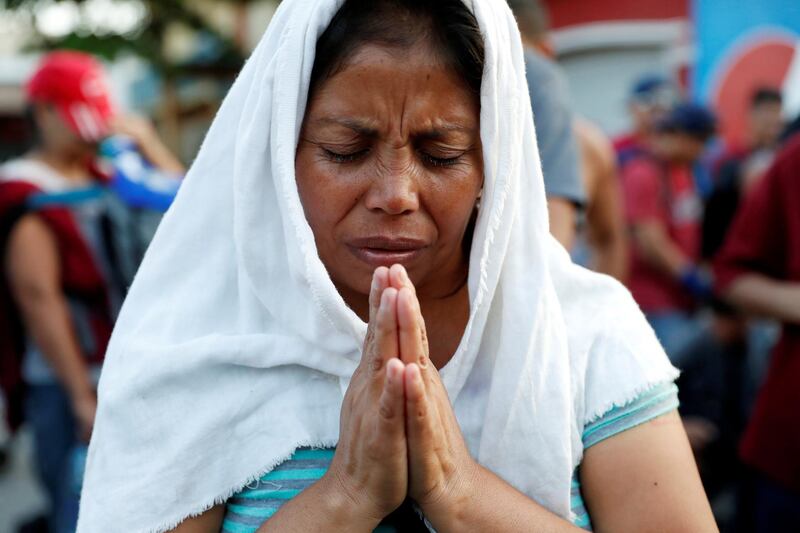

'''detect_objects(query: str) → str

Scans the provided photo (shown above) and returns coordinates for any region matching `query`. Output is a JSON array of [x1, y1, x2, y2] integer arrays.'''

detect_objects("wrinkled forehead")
[[308, 0, 484, 99]]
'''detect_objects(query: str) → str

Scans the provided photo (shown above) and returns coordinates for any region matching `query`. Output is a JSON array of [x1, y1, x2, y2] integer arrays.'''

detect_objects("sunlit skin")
[[171, 33, 717, 533], [292, 42, 489, 528], [295, 42, 483, 345]]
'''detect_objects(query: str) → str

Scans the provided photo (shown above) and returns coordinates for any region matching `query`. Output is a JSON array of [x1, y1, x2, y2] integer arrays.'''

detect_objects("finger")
[[389, 264, 415, 294], [370, 287, 399, 374], [397, 287, 429, 367], [388, 265, 429, 360], [362, 267, 390, 362], [404, 363, 436, 449], [377, 358, 406, 435], [369, 267, 390, 324]]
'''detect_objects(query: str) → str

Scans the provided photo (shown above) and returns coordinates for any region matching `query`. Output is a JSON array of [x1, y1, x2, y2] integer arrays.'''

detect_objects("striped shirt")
[[223, 382, 679, 532]]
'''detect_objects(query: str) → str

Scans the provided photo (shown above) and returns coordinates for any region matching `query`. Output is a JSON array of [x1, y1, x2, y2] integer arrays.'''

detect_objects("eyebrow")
[[314, 117, 378, 137], [312, 117, 477, 139]]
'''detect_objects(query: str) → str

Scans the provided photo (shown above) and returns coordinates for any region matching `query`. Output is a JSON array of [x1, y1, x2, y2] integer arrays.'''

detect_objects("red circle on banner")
[[713, 38, 795, 146]]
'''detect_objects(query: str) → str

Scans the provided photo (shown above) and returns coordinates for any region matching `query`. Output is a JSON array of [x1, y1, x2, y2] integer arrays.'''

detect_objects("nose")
[[363, 159, 419, 216]]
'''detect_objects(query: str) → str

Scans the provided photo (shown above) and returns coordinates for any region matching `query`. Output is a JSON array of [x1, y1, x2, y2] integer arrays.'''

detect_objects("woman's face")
[[296, 42, 483, 302]]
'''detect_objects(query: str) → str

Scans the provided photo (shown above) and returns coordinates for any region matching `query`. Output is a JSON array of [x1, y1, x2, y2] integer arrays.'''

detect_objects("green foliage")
[[2, 0, 250, 76]]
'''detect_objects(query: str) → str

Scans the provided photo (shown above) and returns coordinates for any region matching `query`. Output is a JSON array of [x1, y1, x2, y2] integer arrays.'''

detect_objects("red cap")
[[26, 51, 117, 142]]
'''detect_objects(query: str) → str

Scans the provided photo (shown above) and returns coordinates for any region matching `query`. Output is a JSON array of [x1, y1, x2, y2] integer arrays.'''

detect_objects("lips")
[[346, 236, 428, 267]]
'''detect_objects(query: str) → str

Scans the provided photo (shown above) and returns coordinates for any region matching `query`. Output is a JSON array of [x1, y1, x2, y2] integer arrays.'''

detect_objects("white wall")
[[552, 20, 690, 136], [559, 46, 669, 136]]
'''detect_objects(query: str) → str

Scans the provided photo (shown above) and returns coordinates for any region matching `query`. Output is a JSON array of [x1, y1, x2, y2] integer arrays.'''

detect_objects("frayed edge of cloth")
[[583, 369, 681, 428]]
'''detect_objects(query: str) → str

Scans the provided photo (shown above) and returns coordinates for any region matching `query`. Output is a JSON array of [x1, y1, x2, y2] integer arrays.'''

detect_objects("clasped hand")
[[326, 264, 479, 527]]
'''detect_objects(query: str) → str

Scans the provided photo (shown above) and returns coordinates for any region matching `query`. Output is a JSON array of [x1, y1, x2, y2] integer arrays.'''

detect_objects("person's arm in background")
[[525, 52, 585, 249], [110, 115, 185, 175], [632, 221, 690, 277], [575, 119, 628, 281], [623, 160, 695, 279], [548, 198, 577, 249], [724, 276, 800, 324], [715, 140, 800, 324], [4, 215, 97, 440]]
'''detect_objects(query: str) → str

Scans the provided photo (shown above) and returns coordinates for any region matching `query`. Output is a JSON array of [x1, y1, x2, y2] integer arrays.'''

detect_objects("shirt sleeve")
[[713, 151, 789, 291], [582, 381, 679, 449], [524, 51, 585, 205], [622, 158, 664, 224]]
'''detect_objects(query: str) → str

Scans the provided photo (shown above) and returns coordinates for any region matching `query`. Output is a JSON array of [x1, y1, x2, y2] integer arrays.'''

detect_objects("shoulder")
[[732, 136, 800, 217], [612, 132, 635, 152], [6, 214, 57, 256], [621, 156, 661, 191], [4, 214, 60, 293], [575, 119, 615, 169], [0, 179, 41, 211], [523, 49, 567, 99], [772, 135, 800, 187], [547, 244, 677, 424], [623, 155, 659, 176]]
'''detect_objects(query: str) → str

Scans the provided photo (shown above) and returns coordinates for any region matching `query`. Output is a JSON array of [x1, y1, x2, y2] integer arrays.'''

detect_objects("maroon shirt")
[[714, 135, 800, 492]]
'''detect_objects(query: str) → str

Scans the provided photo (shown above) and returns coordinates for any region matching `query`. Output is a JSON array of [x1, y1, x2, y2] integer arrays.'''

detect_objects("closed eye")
[[324, 148, 369, 163], [419, 151, 463, 167]]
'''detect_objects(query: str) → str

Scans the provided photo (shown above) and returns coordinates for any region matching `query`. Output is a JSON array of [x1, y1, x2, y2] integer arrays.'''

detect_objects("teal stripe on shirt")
[[221, 382, 679, 533], [582, 382, 679, 448], [571, 381, 679, 530]]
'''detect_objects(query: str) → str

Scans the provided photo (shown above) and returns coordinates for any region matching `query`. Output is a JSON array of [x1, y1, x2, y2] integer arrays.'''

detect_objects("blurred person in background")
[[713, 133, 800, 532], [685, 89, 786, 502], [740, 88, 784, 183], [621, 102, 716, 364], [621, 103, 722, 464], [572, 117, 629, 281], [705, 88, 784, 261], [0, 50, 183, 532], [614, 74, 679, 170], [508, 0, 585, 249]]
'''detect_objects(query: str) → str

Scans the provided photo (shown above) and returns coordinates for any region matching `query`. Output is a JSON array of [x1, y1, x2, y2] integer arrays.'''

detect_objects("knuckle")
[[362, 329, 374, 351], [370, 355, 384, 372], [379, 401, 394, 420]]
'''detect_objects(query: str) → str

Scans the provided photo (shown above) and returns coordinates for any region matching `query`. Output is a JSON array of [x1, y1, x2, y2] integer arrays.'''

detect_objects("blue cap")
[[630, 73, 676, 105], [632, 74, 669, 94], [657, 102, 717, 139]]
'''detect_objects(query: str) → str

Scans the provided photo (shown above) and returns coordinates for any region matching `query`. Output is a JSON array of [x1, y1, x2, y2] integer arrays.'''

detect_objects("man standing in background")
[[508, 0, 585, 249], [614, 74, 678, 170], [622, 103, 716, 363], [0, 50, 183, 532], [704, 88, 785, 261], [573, 117, 629, 282], [714, 134, 800, 531]]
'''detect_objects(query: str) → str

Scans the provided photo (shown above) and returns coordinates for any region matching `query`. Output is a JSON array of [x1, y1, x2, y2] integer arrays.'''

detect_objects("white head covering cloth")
[[78, 0, 677, 531]]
